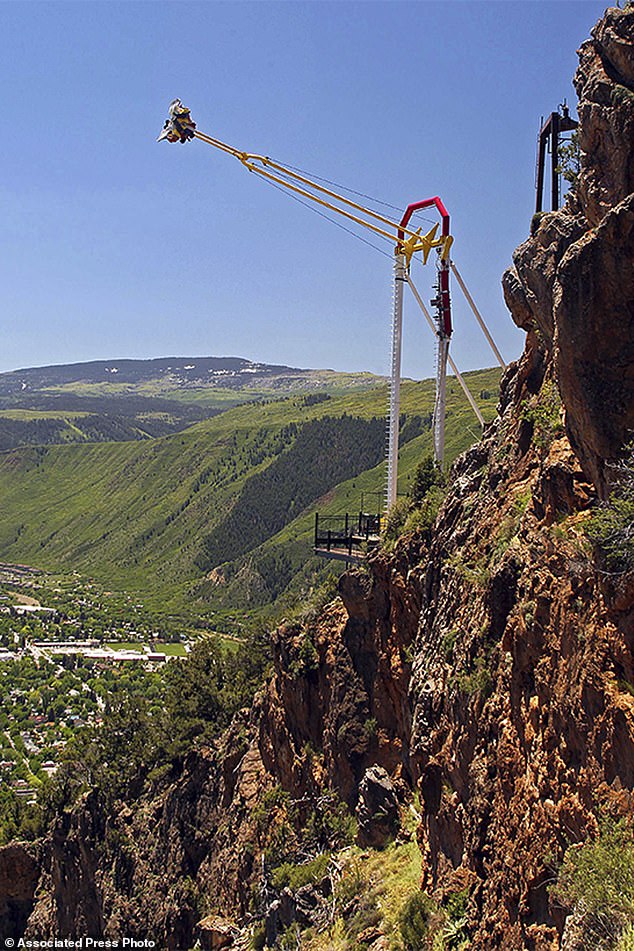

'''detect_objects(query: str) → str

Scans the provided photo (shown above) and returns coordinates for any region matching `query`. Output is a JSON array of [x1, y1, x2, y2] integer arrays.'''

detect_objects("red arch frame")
[[399, 197, 452, 337]]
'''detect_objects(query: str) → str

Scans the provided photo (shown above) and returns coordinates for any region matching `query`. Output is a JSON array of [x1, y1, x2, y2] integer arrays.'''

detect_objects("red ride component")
[[399, 197, 452, 337], [438, 267, 451, 338]]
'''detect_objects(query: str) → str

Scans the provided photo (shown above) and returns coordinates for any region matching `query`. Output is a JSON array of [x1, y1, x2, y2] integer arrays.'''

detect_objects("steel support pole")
[[406, 274, 485, 427], [551, 111, 560, 212], [386, 253, 406, 509], [536, 127, 547, 214], [450, 263, 507, 369]]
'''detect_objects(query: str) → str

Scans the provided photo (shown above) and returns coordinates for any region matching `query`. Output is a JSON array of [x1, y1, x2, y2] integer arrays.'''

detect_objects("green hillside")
[[0, 368, 501, 619], [199, 369, 500, 617]]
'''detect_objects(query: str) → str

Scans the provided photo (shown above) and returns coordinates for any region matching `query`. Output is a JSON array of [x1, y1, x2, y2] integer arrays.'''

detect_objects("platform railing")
[[314, 511, 382, 557]]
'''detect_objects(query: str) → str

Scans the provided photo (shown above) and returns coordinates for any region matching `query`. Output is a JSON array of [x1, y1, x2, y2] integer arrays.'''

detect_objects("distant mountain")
[[0, 356, 309, 393], [0, 356, 383, 450]]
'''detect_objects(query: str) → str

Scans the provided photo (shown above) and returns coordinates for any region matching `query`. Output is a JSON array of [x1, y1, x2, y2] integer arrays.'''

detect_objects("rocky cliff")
[[403, 10, 634, 944], [3, 7, 634, 950]]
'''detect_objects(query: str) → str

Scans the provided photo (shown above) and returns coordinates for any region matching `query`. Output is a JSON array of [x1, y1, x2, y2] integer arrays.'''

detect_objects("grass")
[[552, 817, 634, 920], [292, 812, 471, 950], [155, 642, 188, 656], [552, 817, 634, 950], [105, 642, 145, 652], [34, 366, 383, 408], [301, 826, 424, 950], [587, 447, 634, 572], [0, 410, 94, 420]]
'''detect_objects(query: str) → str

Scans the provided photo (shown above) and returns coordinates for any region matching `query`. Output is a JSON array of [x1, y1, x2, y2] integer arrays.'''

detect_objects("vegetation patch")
[[398, 891, 441, 949], [521, 379, 563, 452], [447, 550, 490, 590], [556, 128, 581, 186], [196, 415, 386, 570], [587, 448, 634, 572], [454, 652, 494, 699], [383, 455, 446, 548], [552, 817, 634, 949], [289, 631, 319, 678], [271, 853, 331, 892]]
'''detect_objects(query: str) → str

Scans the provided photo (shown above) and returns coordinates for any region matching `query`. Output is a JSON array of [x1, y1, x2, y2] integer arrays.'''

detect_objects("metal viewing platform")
[[314, 511, 382, 564]]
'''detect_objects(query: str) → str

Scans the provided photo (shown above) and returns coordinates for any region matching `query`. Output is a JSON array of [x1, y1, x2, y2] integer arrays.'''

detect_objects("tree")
[[556, 130, 580, 186], [409, 455, 444, 507]]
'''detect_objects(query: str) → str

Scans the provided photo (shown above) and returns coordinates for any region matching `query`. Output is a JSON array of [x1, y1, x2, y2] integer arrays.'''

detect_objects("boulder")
[[355, 765, 400, 848], [197, 914, 238, 950]]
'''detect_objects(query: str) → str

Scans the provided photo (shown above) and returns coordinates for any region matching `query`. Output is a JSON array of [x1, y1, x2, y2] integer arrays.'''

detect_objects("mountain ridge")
[[0, 355, 380, 395], [0, 355, 385, 451]]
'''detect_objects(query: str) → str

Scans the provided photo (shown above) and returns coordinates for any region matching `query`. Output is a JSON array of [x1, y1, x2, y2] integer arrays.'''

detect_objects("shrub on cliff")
[[383, 497, 411, 546], [587, 448, 634, 572], [399, 891, 437, 948], [398, 888, 470, 950], [403, 485, 445, 535], [618, 924, 634, 951], [409, 455, 445, 507], [552, 817, 634, 945], [521, 379, 564, 452], [271, 852, 330, 891], [383, 455, 445, 547], [162, 625, 271, 752]]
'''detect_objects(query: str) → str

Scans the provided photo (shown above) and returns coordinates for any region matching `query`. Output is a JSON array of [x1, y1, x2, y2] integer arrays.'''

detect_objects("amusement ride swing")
[[158, 100, 506, 561]]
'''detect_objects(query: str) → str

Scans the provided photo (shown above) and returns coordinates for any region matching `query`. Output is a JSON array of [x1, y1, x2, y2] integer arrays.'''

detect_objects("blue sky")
[[2, 0, 608, 379]]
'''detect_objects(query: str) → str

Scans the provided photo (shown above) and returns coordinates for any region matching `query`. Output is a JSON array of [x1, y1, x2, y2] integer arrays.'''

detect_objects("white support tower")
[[386, 252, 406, 509]]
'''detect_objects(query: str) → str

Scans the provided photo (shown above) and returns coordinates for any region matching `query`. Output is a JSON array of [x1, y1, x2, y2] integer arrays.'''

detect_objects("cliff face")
[[4, 7, 634, 949], [10, 561, 425, 946], [0, 845, 39, 941], [407, 10, 634, 945], [504, 9, 634, 496]]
